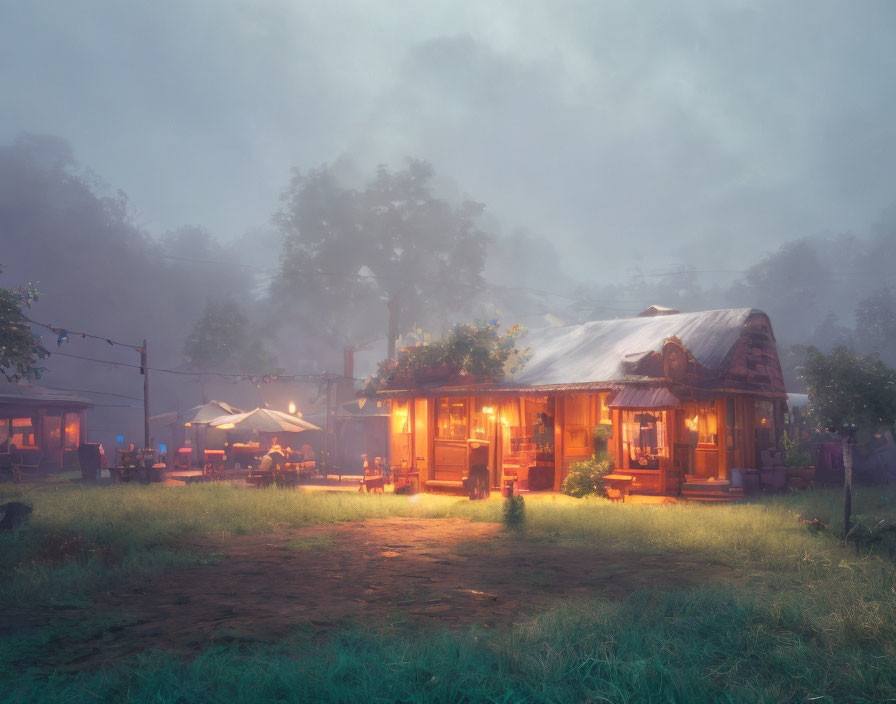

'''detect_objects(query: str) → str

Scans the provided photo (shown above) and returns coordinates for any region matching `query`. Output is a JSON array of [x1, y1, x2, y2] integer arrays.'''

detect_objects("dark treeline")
[[2, 132, 895, 446]]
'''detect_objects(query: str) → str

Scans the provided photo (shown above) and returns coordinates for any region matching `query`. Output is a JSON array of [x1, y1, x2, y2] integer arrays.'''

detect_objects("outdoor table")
[[166, 469, 205, 484], [603, 473, 635, 501]]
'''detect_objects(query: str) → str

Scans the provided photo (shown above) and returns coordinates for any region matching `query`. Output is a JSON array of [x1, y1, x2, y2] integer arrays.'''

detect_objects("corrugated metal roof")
[[511, 308, 758, 387], [608, 387, 680, 409]]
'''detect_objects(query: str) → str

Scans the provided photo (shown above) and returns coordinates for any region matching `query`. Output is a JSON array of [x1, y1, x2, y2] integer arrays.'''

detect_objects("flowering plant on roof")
[[363, 321, 529, 396]]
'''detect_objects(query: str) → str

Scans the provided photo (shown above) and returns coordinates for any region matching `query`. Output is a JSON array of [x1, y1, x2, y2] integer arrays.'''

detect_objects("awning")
[[608, 387, 680, 410]]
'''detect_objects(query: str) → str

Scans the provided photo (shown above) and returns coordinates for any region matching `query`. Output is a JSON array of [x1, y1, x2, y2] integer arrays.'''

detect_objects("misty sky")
[[3, 0, 895, 281]]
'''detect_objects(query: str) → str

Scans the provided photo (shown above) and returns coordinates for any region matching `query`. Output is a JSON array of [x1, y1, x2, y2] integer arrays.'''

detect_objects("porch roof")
[[0, 382, 93, 409], [607, 386, 680, 409]]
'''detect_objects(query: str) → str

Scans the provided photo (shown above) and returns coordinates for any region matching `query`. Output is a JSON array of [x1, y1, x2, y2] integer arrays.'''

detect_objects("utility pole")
[[141, 339, 149, 450], [324, 372, 332, 476]]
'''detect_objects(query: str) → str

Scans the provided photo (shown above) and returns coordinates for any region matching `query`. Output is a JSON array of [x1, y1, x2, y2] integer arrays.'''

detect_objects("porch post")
[[553, 394, 564, 492], [614, 409, 624, 470], [716, 398, 727, 480]]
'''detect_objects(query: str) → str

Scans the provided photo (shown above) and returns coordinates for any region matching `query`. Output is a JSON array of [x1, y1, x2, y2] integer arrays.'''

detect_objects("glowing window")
[[598, 392, 612, 425], [436, 398, 467, 440], [64, 413, 81, 449], [697, 403, 718, 446], [621, 410, 668, 469], [11, 417, 36, 449]]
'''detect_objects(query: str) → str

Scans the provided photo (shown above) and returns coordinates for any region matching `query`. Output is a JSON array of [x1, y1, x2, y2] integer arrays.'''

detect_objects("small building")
[[0, 382, 92, 471], [332, 397, 390, 472], [378, 307, 787, 498]]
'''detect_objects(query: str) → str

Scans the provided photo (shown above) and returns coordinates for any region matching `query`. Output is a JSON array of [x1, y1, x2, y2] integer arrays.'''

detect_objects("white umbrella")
[[183, 400, 244, 426], [208, 408, 321, 433]]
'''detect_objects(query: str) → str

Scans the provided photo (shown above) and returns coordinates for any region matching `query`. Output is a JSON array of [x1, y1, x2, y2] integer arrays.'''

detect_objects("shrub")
[[561, 454, 613, 498], [782, 430, 813, 467], [502, 495, 525, 531]]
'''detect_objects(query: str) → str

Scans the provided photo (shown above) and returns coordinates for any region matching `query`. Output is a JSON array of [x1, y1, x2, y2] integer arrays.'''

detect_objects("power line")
[[25, 317, 142, 350]]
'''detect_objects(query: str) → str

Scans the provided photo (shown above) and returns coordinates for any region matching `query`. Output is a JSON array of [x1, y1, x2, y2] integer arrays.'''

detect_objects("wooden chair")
[[0, 454, 22, 483], [247, 453, 276, 487], [359, 455, 384, 493], [203, 450, 226, 481], [13, 448, 43, 476]]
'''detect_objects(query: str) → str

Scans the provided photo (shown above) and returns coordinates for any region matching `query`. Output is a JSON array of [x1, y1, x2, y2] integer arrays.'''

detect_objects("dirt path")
[[45, 518, 739, 668]]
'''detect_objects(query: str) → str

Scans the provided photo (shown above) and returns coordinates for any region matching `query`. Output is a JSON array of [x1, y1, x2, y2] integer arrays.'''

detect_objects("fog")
[[2, 1, 895, 448]]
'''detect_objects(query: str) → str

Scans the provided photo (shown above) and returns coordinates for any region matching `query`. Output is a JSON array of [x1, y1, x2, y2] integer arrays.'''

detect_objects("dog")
[[465, 465, 490, 500], [359, 475, 385, 494]]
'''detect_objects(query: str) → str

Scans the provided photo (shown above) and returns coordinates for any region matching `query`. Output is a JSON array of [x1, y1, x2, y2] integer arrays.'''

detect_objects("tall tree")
[[801, 346, 896, 536], [183, 298, 278, 400], [855, 287, 896, 366], [273, 160, 489, 360]]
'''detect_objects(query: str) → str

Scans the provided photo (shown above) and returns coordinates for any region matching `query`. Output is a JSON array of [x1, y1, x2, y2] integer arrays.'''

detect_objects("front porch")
[[386, 389, 784, 500]]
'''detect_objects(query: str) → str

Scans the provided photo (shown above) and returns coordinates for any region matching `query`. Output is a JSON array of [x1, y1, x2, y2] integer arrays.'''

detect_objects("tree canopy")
[[855, 287, 896, 367], [272, 159, 489, 359], [801, 345, 896, 439], [183, 298, 277, 375], [0, 264, 46, 382]]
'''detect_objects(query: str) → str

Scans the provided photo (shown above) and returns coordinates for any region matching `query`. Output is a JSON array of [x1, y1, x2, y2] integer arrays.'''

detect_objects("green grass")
[[1, 481, 895, 702], [9, 588, 896, 703]]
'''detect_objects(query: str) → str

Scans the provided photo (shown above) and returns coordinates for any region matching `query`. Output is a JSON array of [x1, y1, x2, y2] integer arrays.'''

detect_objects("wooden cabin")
[[0, 383, 92, 471], [379, 308, 787, 499]]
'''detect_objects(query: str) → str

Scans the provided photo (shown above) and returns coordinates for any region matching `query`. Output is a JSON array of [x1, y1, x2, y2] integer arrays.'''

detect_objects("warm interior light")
[[184, 422, 192, 427], [217, 423, 235, 430], [684, 415, 698, 432], [288, 402, 296, 414], [481, 406, 495, 415]]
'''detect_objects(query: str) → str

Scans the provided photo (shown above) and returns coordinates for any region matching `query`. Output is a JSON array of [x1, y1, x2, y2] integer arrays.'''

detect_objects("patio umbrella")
[[183, 400, 244, 426], [208, 408, 322, 433]]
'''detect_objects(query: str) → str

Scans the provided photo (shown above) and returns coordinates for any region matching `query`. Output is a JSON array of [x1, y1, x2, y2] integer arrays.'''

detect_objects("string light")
[[24, 317, 143, 350]]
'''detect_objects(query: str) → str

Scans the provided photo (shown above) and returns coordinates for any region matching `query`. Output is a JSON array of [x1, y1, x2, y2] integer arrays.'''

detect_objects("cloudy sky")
[[3, 0, 895, 280]]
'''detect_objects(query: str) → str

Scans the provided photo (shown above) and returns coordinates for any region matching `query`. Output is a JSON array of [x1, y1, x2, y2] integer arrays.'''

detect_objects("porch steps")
[[680, 479, 744, 502]]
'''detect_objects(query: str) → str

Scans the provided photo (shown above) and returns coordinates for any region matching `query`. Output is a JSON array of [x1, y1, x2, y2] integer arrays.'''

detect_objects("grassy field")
[[1, 481, 895, 702]]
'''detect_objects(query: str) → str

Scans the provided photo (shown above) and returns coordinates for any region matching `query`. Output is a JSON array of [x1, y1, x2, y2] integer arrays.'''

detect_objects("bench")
[[424, 479, 466, 494]]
